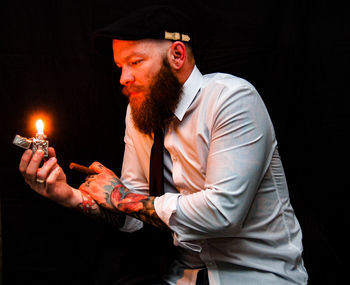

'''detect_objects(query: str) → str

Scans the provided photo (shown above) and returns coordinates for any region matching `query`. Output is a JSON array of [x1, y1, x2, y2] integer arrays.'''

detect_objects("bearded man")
[[19, 5, 308, 285]]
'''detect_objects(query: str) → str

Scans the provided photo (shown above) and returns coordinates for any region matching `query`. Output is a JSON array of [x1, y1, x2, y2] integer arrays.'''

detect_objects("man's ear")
[[168, 41, 186, 70]]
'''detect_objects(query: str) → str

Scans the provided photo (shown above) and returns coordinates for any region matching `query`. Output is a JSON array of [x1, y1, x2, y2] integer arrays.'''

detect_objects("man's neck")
[[176, 62, 196, 85]]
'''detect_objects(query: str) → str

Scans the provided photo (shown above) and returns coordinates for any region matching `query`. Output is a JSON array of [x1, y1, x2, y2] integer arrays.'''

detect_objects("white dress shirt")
[[120, 66, 308, 284]]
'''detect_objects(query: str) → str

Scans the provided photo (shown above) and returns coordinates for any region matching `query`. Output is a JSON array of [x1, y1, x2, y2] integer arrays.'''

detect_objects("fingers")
[[24, 149, 45, 183], [36, 156, 58, 182], [19, 147, 61, 187], [89, 162, 117, 177], [48, 147, 56, 158], [18, 147, 70, 204], [85, 174, 96, 181], [90, 161, 108, 174], [19, 149, 33, 176], [19, 148, 57, 178], [46, 166, 61, 187]]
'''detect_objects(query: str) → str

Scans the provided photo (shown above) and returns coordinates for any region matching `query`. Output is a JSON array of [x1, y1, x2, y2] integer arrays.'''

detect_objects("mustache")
[[122, 85, 147, 96]]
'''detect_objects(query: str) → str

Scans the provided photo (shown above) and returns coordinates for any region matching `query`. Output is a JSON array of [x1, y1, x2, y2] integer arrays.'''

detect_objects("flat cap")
[[92, 5, 194, 55]]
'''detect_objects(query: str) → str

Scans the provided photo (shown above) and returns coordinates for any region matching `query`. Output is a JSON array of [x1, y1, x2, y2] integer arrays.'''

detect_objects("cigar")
[[69, 162, 97, 175]]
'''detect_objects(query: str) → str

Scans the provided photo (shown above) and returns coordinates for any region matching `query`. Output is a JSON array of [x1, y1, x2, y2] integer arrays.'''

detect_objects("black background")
[[1, 0, 349, 284]]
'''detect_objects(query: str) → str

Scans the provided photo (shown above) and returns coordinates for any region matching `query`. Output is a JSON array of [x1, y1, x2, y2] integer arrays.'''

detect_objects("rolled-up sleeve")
[[155, 85, 276, 243]]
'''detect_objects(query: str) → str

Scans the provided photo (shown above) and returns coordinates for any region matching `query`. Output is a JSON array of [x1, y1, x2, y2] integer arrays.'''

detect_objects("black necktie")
[[149, 129, 164, 196], [148, 129, 177, 275]]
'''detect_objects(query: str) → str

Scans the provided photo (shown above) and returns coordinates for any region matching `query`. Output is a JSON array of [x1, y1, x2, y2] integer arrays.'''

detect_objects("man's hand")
[[78, 162, 122, 210], [80, 162, 168, 230], [19, 147, 74, 207], [18, 149, 127, 227]]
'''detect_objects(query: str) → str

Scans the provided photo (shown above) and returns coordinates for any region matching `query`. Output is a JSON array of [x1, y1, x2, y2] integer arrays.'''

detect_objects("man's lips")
[[122, 86, 146, 97], [128, 91, 143, 98]]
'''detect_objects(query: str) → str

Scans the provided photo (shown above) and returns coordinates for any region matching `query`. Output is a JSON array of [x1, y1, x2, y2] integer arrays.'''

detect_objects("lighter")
[[13, 119, 49, 157]]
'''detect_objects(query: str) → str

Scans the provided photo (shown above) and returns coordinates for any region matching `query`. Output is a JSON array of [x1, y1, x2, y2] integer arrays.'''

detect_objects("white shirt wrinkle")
[[120, 66, 308, 284]]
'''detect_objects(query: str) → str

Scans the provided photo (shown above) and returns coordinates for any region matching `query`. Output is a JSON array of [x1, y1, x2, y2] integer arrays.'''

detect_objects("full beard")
[[123, 58, 183, 136]]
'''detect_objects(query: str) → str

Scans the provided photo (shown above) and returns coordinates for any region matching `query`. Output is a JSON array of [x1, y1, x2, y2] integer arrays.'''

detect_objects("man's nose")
[[120, 67, 134, 86]]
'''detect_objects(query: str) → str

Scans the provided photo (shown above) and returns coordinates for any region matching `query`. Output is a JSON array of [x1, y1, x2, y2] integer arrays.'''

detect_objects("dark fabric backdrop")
[[1, 0, 348, 284]]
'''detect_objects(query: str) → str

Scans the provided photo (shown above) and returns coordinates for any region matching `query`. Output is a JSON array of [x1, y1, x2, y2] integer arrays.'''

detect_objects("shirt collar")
[[174, 65, 203, 121]]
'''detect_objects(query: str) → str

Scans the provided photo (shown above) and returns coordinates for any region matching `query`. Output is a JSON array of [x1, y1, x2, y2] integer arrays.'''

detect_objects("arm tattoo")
[[110, 183, 168, 231], [76, 191, 125, 227]]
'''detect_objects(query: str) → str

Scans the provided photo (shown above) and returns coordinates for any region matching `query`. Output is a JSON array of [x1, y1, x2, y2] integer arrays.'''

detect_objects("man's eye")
[[131, 60, 142, 65]]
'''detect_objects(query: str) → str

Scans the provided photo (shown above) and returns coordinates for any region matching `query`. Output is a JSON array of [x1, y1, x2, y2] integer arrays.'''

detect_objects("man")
[[19, 5, 308, 285]]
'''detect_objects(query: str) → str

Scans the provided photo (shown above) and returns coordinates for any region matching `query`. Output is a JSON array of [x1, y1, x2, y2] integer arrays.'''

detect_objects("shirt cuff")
[[154, 192, 180, 225], [156, 193, 203, 253], [119, 215, 144, 232]]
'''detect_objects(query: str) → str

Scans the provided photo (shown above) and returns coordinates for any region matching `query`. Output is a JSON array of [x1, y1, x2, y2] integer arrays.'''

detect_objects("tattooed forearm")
[[79, 167, 166, 230], [76, 191, 125, 227], [95, 207, 126, 227], [110, 184, 168, 231]]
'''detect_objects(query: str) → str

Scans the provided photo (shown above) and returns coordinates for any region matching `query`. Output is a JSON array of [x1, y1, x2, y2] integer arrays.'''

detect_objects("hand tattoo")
[[79, 164, 167, 230]]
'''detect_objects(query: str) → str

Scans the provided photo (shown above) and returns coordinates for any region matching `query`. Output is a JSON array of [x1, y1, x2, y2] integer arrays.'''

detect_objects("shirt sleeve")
[[119, 105, 151, 232], [155, 84, 276, 243]]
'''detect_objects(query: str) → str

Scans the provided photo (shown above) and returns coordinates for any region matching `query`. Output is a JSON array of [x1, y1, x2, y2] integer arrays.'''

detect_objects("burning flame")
[[36, 119, 44, 135]]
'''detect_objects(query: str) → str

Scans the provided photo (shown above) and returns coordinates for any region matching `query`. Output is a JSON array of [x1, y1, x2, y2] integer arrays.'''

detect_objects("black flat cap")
[[92, 5, 194, 56]]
